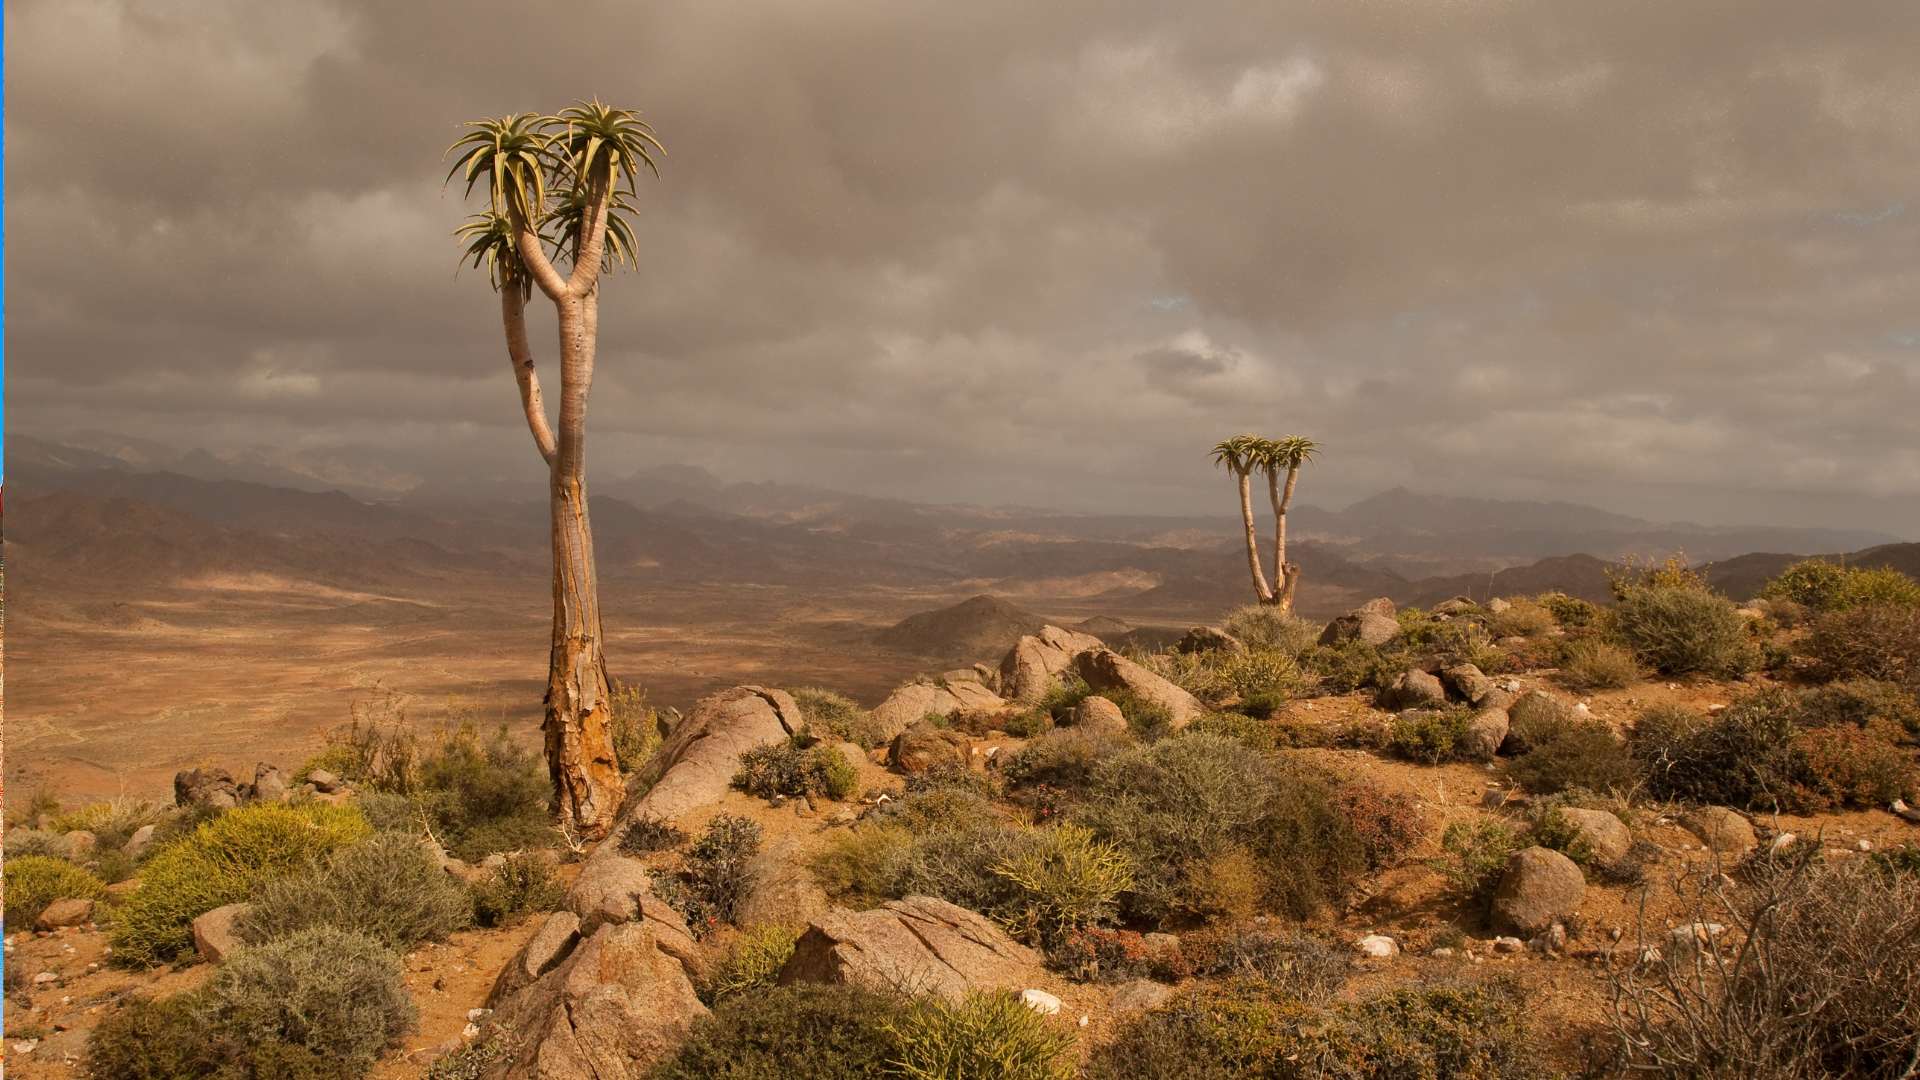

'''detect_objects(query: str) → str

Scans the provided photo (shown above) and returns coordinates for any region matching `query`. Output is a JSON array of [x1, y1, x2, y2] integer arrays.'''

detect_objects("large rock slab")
[[479, 920, 708, 1080], [779, 895, 1043, 999], [999, 626, 1105, 703], [1491, 846, 1585, 935], [625, 685, 798, 823], [870, 679, 1008, 742], [1071, 648, 1202, 727], [193, 903, 250, 964], [889, 723, 972, 775], [1319, 602, 1400, 648]]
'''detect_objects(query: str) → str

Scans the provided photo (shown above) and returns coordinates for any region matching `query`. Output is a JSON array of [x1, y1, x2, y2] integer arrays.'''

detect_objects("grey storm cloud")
[[6, 0, 1919, 530]]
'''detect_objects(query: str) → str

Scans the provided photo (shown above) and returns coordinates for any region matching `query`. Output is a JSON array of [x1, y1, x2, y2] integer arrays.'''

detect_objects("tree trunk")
[[1238, 469, 1273, 604], [1268, 464, 1301, 613], [541, 292, 621, 838]]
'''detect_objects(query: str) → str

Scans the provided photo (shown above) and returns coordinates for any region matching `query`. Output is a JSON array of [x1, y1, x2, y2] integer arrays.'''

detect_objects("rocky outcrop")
[[1684, 807, 1756, 857], [1071, 648, 1202, 727], [1503, 690, 1573, 752], [35, 898, 95, 931], [1070, 696, 1129, 736], [1319, 600, 1400, 648], [735, 837, 832, 929], [870, 679, 1008, 742], [248, 763, 290, 803], [889, 723, 972, 775], [1176, 626, 1245, 655], [174, 767, 241, 811], [998, 626, 1105, 703], [1461, 707, 1511, 760], [1491, 847, 1585, 935], [778, 895, 1043, 999], [1439, 663, 1495, 706], [479, 920, 708, 1080], [1555, 808, 1632, 866], [626, 685, 799, 823], [1379, 669, 1447, 711], [193, 903, 250, 964]]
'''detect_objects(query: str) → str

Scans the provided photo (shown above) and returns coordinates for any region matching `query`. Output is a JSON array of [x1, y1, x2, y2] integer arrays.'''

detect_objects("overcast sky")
[[7, 1, 1920, 531]]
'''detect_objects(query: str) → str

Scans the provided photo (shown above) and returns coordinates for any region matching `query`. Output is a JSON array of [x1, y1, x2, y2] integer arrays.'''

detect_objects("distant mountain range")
[[5, 434, 1911, 622]]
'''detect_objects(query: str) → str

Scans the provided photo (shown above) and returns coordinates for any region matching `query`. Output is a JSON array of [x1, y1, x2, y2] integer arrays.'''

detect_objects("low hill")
[[1703, 541, 1920, 601], [874, 595, 1045, 658]]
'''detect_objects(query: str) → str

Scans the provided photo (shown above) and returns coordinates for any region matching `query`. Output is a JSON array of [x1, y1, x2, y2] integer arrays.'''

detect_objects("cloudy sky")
[[7, 1, 1920, 531]]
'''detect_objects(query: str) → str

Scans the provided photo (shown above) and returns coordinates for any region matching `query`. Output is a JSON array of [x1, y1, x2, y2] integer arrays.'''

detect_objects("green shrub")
[[1177, 926, 1351, 1003], [49, 798, 170, 852], [204, 927, 414, 1076], [793, 687, 890, 749], [618, 813, 689, 856], [5, 855, 106, 927], [470, 852, 565, 928], [1833, 566, 1920, 610], [891, 989, 1074, 1080], [1557, 638, 1638, 691], [1084, 976, 1314, 1079], [1001, 708, 1052, 738], [1431, 820, 1522, 903], [1216, 648, 1304, 702], [1223, 606, 1319, 654], [110, 803, 371, 967], [239, 832, 473, 949], [811, 825, 916, 904], [1108, 689, 1176, 742], [1793, 679, 1920, 738], [990, 823, 1132, 945], [654, 983, 908, 1080], [1072, 735, 1366, 923], [705, 923, 802, 1003], [1142, 649, 1230, 706], [1490, 598, 1556, 638], [1504, 716, 1642, 796], [1302, 639, 1391, 693], [3, 828, 64, 860], [1763, 559, 1850, 609], [1538, 591, 1600, 629], [411, 724, 553, 860], [1001, 727, 1130, 804], [734, 737, 859, 800], [1388, 707, 1477, 764], [424, 1035, 519, 1080], [1036, 673, 1096, 719], [653, 814, 763, 935], [90, 929, 417, 1080], [609, 681, 662, 773], [1790, 726, 1915, 810], [1331, 980, 1543, 1078], [1803, 603, 1920, 683], [1613, 583, 1758, 676], [1630, 697, 1800, 810]]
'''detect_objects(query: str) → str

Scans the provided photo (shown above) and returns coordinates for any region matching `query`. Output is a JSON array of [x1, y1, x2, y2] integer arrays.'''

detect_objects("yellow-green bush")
[[991, 824, 1132, 945], [1490, 598, 1556, 638], [704, 923, 802, 1003], [1222, 606, 1319, 655], [1557, 637, 1639, 691], [239, 832, 473, 950], [108, 802, 370, 967], [5, 855, 106, 927], [792, 687, 891, 749], [891, 990, 1075, 1080], [1613, 583, 1758, 677]]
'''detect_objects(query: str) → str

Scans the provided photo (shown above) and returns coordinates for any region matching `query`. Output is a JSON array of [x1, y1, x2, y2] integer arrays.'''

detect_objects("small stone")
[[1857, 839, 1872, 852], [34, 899, 96, 931], [33, 972, 59, 986], [1491, 936, 1524, 953], [462, 1022, 480, 1040], [466, 1008, 492, 1022], [1430, 947, 1456, 958], [1770, 832, 1798, 854], [306, 769, 342, 793], [1355, 934, 1398, 958], [1109, 979, 1173, 1014], [1020, 988, 1061, 1015]]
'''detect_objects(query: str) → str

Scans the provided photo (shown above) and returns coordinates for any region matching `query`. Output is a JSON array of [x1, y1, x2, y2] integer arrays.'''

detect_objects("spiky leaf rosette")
[[455, 211, 530, 295], [445, 113, 552, 221], [542, 187, 641, 274], [546, 100, 664, 194]]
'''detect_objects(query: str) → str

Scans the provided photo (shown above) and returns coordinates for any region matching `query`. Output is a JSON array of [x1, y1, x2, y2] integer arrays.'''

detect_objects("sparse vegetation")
[[1302, 638, 1392, 693], [1504, 714, 1642, 796], [704, 923, 803, 1003], [618, 812, 690, 856], [1557, 637, 1638, 690], [109, 802, 372, 967], [87, 927, 414, 1080], [793, 686, 890, 749], [1491, 597, 1556, 638], [1387, 706, 1477, 764], [653, 983, 907, 1080], [1612, 581, 1758, 677], [733, 736, 859, 800], [239, 831, 474, 949], [609, 681, 662, 773], [653, 814, 764, 935], [1802, 602, 1920, 683], [1222, 605, 1318, 654], [469, 852, 565, 928], [5, 855, 107, 927], [1432, 819, 1523, 904], [891, 989, 1075, 1080]]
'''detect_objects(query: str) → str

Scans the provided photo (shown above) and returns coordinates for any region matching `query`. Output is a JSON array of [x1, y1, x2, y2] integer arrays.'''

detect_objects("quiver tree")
[[1210, 433, 1318, 612], [448, 103, 663, 838], [1256, 435, 1318, 614]]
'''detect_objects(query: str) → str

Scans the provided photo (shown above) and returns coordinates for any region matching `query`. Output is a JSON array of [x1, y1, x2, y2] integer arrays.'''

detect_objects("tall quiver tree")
[[1211, 434, 1274, 605], [1256, 436, 1317, 614], [449, 103, 662, 838]]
